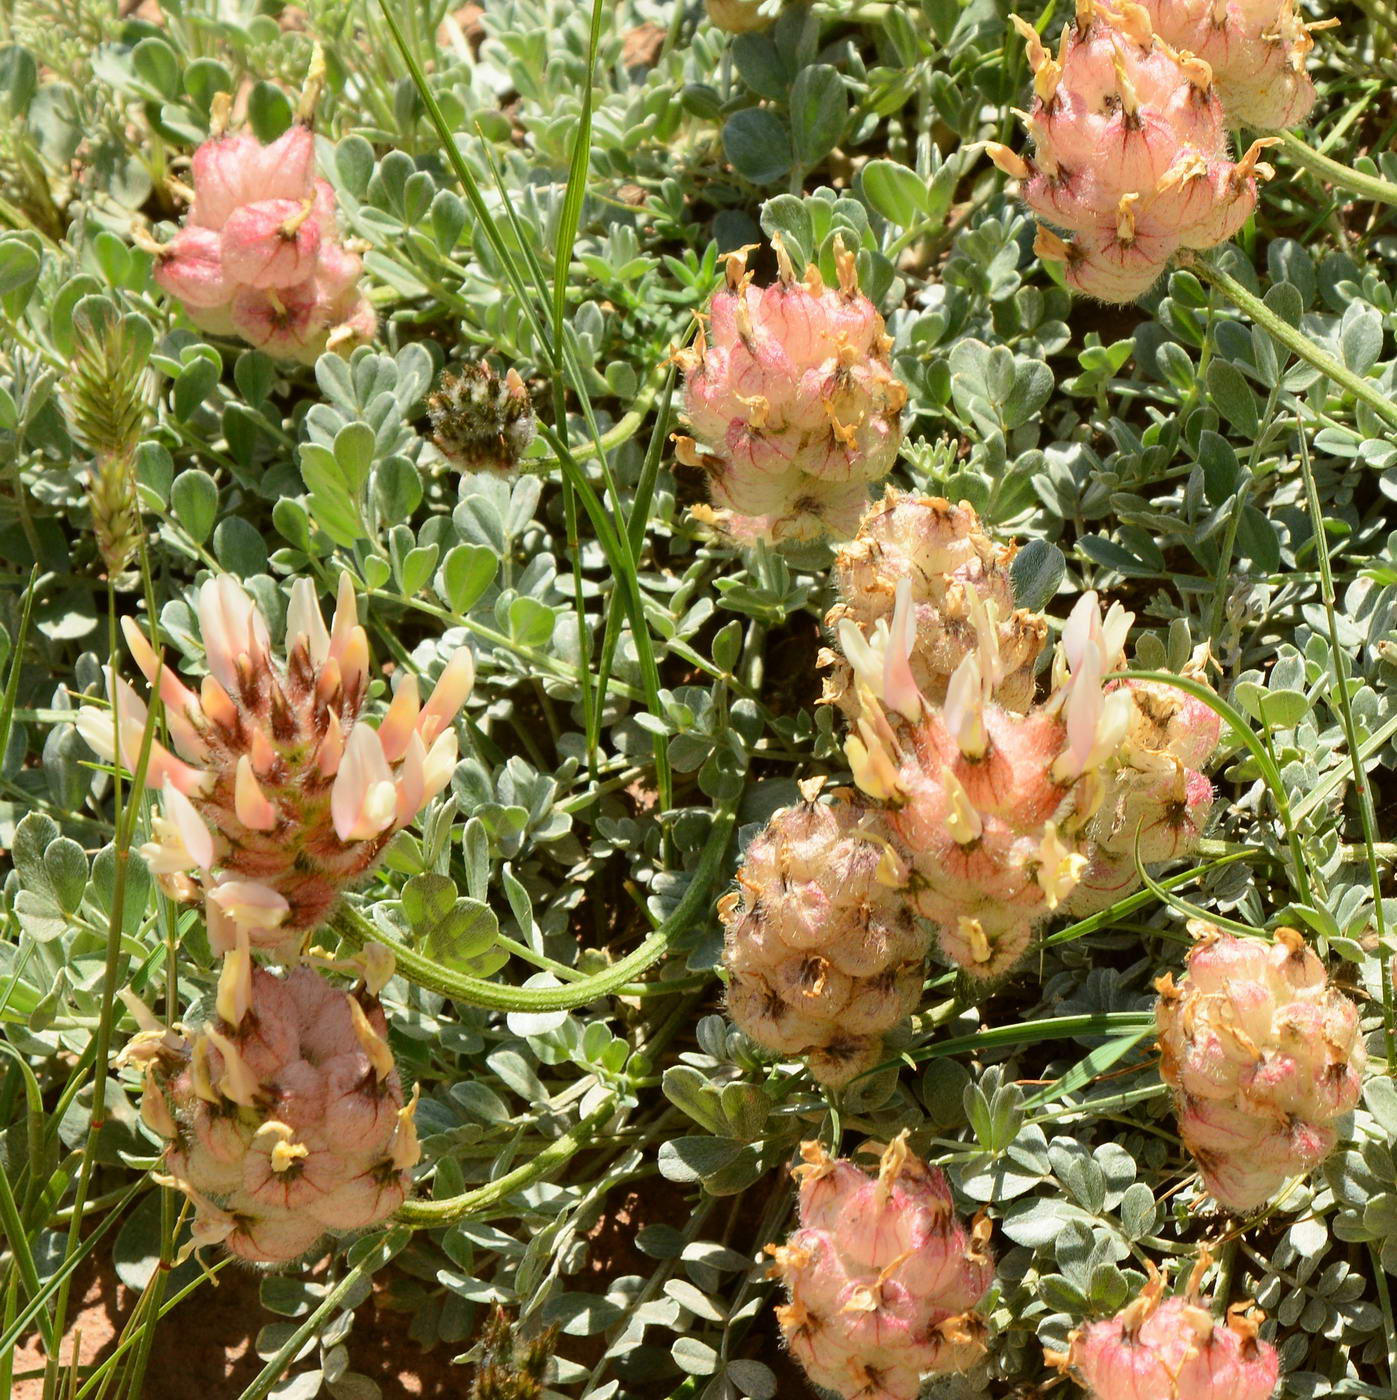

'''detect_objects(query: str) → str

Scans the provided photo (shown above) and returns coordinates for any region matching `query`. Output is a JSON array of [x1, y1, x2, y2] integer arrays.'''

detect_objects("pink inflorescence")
[[822, 490, 1049, 721], [838, 564, 1137, 978], [768, 1135, 994, 1400], [1141, 0, 1329, 130], [123, 962, 419, 1264], [673, 234, 908, 544], [988, 0, 1275, 303], [150, 118, 374, 362], [1063, 672, 1218, 915], [1058, 1263, 1280, 1400], [78, 573, 472, 960], [721, 493, 1220, 1062], [1156, 923, 1366, 1212], [719, 786, 928, 1086]]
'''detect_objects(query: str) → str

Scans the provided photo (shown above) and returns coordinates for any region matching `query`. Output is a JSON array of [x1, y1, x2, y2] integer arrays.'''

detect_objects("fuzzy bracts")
[[720, 789, 928, 1086], [77, 574, 472, 959], [147, 103, 374, 363], [1056, 1261, 1280, 1400], [1156, 923, 1365, 1212], [674, 235, 907, 544], [988, 0, 1275, 303], [123, 963, 419, 1264], [768, 1136, 994, 1400], [1140, 0, 1329, 129]]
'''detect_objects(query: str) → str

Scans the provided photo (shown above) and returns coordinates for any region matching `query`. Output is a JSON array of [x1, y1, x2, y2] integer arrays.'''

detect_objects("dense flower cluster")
[[768, 1135, 994, 1400], [988, 0, 1274, 302], [719, 786, 927, 1086], [149, 108, 374, 363], [1142, 0, 1327, 129], [674, 235, 907, 543], [845, 579, 1135, 977], [79, 573, 472, 959], [1156, 923, 1365, 1211], [723, 493, 1218, 1086], [123, 962, 418, 1264], [1055, 1262, 1280, 1400], [822, 489, 1047, 720]]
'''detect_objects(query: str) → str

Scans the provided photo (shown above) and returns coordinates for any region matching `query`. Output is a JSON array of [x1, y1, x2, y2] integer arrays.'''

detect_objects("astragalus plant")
[[2, 0, 1395, 1397]]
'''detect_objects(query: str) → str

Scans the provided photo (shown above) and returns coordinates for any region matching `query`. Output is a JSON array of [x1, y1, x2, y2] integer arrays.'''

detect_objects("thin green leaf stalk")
[[1294, 429, 1396, 1064], [1189, 256, 1397, 433], [330, 803, 736, 1008], [46, 583, 146, 1393], [72, 1257, 231, 1400], [1277, 130, 1397, 209], [396, 1093, 619, 1227]]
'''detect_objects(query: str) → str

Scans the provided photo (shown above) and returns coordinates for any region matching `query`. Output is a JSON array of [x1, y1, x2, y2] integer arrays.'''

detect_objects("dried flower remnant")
[[674, 235, 907, 544], [76, 573, 473, 959], [427, 362, 537, 473], [1141, 0, 1331, 129], [122, 963, 419, 1264], [720, 784, 927, 1085], [1054, 1260, 1280, 1400], [768, 1135, 994, 1400], [1155, 922, 1365, 1211], [987, 0, 1275, 302], [469, 1305, 558, 1400]]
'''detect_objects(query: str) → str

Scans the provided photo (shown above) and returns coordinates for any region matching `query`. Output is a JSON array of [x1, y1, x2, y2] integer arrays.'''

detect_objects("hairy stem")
[[1189, 257, 1397, 433]]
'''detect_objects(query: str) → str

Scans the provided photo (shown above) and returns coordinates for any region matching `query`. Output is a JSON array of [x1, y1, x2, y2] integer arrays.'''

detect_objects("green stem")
[[331, 805, 735, 1009], [1294, 428, 1396, 1064], [1189, 257, 1397, 432], [236, 1231, 409, 1400], [1276, 130, 1397, 209], [396, 1094, 618, 1227]]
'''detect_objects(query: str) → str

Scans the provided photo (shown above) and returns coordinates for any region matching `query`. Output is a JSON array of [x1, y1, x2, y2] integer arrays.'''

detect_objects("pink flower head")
[[769, 1136, 993, 1398], [674, 234, 908, 543], [989, 0, 1276, 302], [129, 963, 420, 1265], [76, 574, 474, 959], [1063, 1262, 1280, 1400], [152, 119, 374, 362], [1156, 924, 1364, 1211]]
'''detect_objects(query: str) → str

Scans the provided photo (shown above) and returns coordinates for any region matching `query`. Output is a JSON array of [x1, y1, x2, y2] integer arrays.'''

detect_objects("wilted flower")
[[78, 573, 472, 959], [427, 362, 537, 473]]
